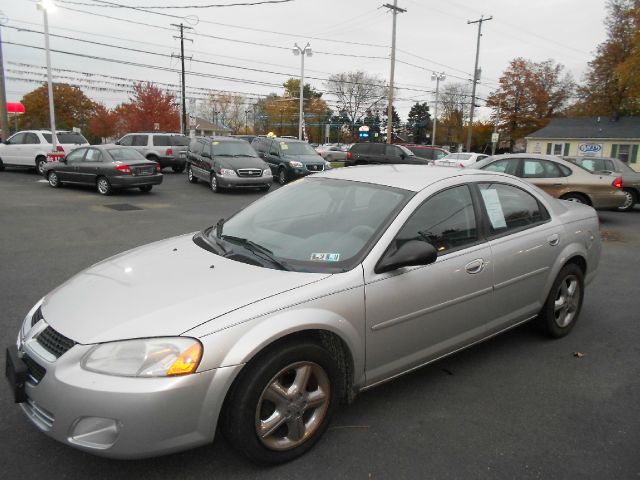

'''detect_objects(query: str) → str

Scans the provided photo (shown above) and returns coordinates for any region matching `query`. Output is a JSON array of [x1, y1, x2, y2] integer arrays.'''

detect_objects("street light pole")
[[244, 109, 250, 134], [38, 0, 57, 153], [292, 42, 311, 141], [431, 72, 445, 146]]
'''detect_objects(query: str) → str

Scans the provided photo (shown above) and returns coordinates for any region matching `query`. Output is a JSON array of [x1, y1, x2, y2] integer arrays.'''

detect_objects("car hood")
[[217, 155, 268, 169], [41, 234, 329, 344], [283, 153, 324, 164]]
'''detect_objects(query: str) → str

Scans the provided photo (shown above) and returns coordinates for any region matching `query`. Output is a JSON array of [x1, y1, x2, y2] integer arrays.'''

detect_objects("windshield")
[[203, 178, 412, 273], [212, 141, 259, 157], [107, 148, 147, 161], [280, 141, 319, 156], [42, 133, 88, 144]]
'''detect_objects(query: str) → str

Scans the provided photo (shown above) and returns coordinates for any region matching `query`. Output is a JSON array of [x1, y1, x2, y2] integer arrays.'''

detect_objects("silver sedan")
[[7, 165, 601, 464]]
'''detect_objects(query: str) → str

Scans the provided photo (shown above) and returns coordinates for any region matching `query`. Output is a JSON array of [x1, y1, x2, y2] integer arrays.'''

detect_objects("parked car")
[[0, 130, 89, 174], [42, 145, 162, 195], [345, 142, 430, 167], [7, 165, 600, 463], [315, 143, 349, 162], [186, 136, 272, 193], [435, 152, 489, 168], [112, 132, 189, 172], [252, 136, 330, 184], [403, 144, 449, 161], [564, 156, 640, 211], [474, 153, 626, 209], [230, 134, 257, 144]]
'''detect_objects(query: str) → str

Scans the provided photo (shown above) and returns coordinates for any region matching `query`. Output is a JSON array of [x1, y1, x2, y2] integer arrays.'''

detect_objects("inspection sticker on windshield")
[[280, 142, 289, 150], [310, 253, 340, 262]]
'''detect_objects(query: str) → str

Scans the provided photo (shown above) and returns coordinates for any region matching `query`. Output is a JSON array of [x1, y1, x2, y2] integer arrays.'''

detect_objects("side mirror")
[[60, 157, 67, 163], [202, 151, 211, 158], [258, 151, 265, 158], [271, 151, 280, 157], [400, 153, 406, 160], [114, 140, 121, 145], [375, 240, 437, 274]]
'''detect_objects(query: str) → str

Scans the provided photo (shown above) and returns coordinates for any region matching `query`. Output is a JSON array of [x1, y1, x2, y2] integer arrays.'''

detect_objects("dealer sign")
[[577, 143, 603, 157]]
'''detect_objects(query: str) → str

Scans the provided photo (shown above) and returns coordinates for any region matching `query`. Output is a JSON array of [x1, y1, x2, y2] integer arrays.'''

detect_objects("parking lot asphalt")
[[1, 168, 639, 480]]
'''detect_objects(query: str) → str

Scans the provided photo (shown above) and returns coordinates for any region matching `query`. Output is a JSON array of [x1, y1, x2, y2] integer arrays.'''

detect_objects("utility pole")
[[431, 72, 446, 146], [491, 99, 501, 155], [383, 1, 405, 144], [171, 23, 193, 135], [0, 12, 9, 140], [465, 15, 492, 152]]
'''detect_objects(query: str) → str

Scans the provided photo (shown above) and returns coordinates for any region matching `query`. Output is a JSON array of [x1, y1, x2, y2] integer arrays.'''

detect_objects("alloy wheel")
[[255, 361, 330, 451], [48, 171, 59, 187], [619, 191, 634, 211], [553, 274, 581, 328], [97, 178, 110, 195]]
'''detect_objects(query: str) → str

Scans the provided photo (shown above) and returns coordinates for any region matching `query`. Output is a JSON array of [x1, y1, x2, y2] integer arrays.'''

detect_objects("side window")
[[190, 139, 203, 155], [25, 133, 40, 144], [394, 185, 478, 254], [7, 133, 26, 145], [604, 159, 616, 171], [269, 141, 279, 156], [66, 148, 86, 163], [557, 164, 572, 176], [132, 135, 148, 146], [385, 145, 403, 158], [482, 159, 518, 175], [119, 135, 133, 146], [85, 149, 102, 162], [152, 136, 170, 147], [478, 183, 547, 235], [522, 159, 561, 178]]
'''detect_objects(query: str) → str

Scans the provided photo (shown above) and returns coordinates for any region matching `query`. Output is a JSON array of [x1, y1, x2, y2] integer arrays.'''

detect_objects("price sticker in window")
[[480, 188, 507, 229]]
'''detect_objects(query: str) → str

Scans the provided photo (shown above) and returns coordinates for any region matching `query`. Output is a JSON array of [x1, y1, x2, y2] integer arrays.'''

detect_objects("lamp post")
[[244, 109, 250, 134], [37, 0, 57, 153], [292, 42, 312, 141], [431, 72, 445, 146], [212, 110, 220, 135], [279, 108, 284, 136]]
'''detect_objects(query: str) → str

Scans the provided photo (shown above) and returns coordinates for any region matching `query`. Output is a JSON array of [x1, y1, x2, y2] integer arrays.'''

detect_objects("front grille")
[[134, 166, 155, 175], [23, 354, 46, 384], [306, 164, 324, 172], [237, 168, 262, 177], [37, 327, 76, 358], [24, 398, 55, 430], [31, 307, 44, 327]]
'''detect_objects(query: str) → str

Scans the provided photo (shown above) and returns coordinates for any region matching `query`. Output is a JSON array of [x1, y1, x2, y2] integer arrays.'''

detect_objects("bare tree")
[[200, 93, 251, 133], [325, 71, 388, 127], [437, 82, 472, 147]]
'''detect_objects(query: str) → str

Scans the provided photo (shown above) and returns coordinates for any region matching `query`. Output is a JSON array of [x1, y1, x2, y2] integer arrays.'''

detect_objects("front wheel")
[[210, 173, 221, 193], [278, 167, 287, 185], [47, 171, 61, 188], [187, 165, 198, 183], [139, 185, 153, 193], [537, 263, 584, 338], [221, 341, 341, 465], [96, 176, 113, 196], [617, 188, 637, 212]]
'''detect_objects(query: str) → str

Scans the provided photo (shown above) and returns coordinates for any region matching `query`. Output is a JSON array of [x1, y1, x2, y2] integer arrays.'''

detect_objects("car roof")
[[483, 153, 578, 168], [315, 164, 501, 192]]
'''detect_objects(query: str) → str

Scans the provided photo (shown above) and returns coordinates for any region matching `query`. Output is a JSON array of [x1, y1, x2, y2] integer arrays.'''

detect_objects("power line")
[[59, 0, 293, 7]]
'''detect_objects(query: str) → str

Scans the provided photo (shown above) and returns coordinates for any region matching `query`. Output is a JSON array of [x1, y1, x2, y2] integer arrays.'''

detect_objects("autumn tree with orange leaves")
[[115, 82, 180, 136]]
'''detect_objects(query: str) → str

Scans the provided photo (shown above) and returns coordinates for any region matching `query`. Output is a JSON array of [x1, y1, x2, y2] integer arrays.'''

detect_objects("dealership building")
[[525, 117, 640, 171]]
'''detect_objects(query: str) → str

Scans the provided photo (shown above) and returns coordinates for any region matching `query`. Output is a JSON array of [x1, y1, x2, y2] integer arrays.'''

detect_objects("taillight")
[[155, 163, 161, 172], [347, 151, 352, 160], [56, 145, 64, 152], [165, 148, 173, 156], [612, 177, 623, 189], [115, 164, 131, 174]]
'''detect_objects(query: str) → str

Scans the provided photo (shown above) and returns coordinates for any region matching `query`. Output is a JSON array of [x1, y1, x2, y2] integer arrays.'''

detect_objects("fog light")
[[69, 417, 119, 449]]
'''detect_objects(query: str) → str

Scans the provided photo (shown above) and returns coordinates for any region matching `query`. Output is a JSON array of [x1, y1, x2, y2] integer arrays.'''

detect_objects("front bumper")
[[218, 175, 271, 189], [110, 173, 164, 188], [13, 332, 242, 459]]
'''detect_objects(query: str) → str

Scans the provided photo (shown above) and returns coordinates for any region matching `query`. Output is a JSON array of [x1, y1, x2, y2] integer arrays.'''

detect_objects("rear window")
[[42, 133, 88, 144], [107, 148, 146, 161]]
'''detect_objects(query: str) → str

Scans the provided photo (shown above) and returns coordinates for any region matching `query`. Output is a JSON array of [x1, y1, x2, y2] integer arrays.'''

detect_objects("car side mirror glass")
[[114, 141, 120, 145], [375, 240, 438, 274], [400, 153, 406, 160], [202, 151, 211, 158]]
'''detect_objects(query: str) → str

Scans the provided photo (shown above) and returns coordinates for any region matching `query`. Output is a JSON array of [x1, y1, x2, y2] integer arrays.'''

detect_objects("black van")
[[345, 143, 430, 167], [186, 136, 272, 193], [251, 136, 329, 184]]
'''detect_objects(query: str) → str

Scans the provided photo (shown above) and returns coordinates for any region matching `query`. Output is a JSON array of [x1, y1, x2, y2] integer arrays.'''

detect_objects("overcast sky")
[[2, 0, 608, 121]]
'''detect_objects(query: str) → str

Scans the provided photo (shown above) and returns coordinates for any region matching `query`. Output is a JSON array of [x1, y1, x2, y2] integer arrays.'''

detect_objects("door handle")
[[547, 234, 560, 246], [465, 259, 485, 274]]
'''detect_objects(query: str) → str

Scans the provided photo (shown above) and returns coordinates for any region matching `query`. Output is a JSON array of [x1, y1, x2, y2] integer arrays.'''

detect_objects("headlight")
[[262, 168, 272, 176], [288, 161, 303, 168], [219, 168, 237, 177], [324, 161, 332, 169], [81, 337, 203, 377]]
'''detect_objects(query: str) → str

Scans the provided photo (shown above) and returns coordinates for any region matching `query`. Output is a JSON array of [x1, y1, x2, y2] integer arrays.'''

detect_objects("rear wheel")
[[48, 171, 61, 188], [561, 193, 589, 205], [139, 185, 153, 193], [617, 188, 637, 212], [0, 158, 4, 171], [221, 341, 341, 465], [96, 176, 113, 196], [187, 165, 198, 183], [537, 263, 584, 338], [36, 156, 48, 175]]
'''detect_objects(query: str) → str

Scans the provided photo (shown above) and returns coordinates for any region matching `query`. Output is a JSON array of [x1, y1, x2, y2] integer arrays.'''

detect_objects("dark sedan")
[[43, 146, 163, 195]]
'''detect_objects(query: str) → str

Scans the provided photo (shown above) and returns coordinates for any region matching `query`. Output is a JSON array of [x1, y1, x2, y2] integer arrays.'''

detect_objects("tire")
[[172, 165, 185, 173], [537, 263, 584, 338], [36, 156, 48, 175], [561, 193, 589, 205], [187, 165, 198, 183], [47, 171, 61, 188], [617, 188, 637, 212], [221, 341, 341, 465], [96, 176, 113, 196], [210, 173, 221, 193], [0, 158, 4, 171], [278, 167, 287, 185], [260, 184, 271, 192], [139, 185, 153, 193]]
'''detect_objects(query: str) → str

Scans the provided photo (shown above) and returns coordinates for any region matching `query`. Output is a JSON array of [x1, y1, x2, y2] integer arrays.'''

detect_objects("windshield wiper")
[[221, 235, 290, 271]]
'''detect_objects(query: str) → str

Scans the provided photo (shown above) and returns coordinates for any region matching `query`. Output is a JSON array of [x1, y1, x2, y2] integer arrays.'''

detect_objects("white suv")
[[0, 130, 89, 174], [113, 132, 189, 172]]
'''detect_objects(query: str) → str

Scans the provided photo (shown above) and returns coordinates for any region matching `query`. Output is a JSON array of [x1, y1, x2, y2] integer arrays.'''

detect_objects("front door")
[[519, 158, 568, 198], [75, 148, 103, 184], [364, 184, 494, 385], [60, 148, 87, 182]]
